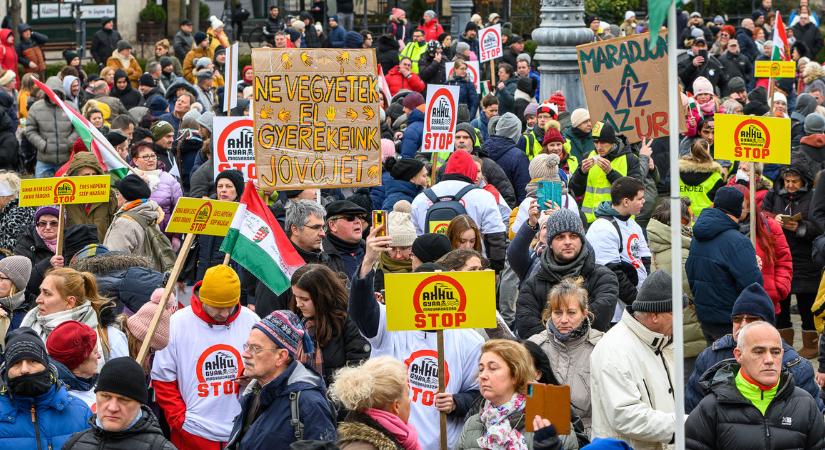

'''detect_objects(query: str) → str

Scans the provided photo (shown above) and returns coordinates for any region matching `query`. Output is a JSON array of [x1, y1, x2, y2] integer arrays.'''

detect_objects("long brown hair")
[[732, 184, 776, 266], [446, 214, 482, 252], [289, 264, 348, 347]]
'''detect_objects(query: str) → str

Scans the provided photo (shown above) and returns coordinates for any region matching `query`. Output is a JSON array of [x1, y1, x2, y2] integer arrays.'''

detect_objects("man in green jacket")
[[400, 29, 427, 73]]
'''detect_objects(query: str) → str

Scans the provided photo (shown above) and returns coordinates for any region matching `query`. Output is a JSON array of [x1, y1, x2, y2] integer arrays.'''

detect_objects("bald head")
[[735, 322, 783, 387], [741, 18, 754, 30]]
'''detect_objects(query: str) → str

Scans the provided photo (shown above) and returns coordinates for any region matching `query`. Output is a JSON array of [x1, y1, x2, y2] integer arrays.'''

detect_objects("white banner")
[[479, 25, 503, 62], [223, 42, 239, 113], [422, 84, 460, 153], [213, 116, 256, 181], [446, 60, 481, 94]]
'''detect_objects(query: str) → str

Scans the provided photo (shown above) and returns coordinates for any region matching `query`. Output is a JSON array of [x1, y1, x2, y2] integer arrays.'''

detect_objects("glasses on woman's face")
[[36, 220, 59, 228], [138, 153, 158, 161]]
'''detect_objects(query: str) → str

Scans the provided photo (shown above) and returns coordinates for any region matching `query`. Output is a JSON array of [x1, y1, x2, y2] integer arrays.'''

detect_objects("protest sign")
[[422, 85, 460, 153], [223, 42, 239, 113], [214, 116, 256, 181], [446, 60, 481, 93], [20, 175, 111, 207], [714, 114, 791, 164], [754, 60, 796, 78], [384, 271, 496, 331], [479, 25, 503, 62], [577, 32, 682, 144], [165, 197, 240, 236], [251, 48, 382, 189]]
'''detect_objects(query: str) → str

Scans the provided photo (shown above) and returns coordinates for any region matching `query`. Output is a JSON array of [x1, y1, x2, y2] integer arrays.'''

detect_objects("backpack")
[[423, 184, 477, 234], [288, 389, 339, 441], [116, 209, 176, 273]]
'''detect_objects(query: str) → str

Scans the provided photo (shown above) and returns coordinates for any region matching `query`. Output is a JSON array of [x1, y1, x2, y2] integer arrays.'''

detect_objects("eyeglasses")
[[243, 343, 280, 355], [138, 154, 158, 161], [732, 315, 762, 324], [36, 220, 59, 228], [303, 223, 324, 231]]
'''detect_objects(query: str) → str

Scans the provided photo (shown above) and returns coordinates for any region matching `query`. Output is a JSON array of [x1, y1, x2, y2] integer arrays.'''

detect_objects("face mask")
[[736, 169, 750, 183], [8, 370, 52, 398]]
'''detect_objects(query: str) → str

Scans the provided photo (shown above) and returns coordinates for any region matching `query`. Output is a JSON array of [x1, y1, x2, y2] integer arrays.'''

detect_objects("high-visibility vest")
[[581, 151, 628, 223], [567, 155, 579, 177], [399, 43, 427, 73], [680, 171, 723, 218], [524, 131, 542, 160]]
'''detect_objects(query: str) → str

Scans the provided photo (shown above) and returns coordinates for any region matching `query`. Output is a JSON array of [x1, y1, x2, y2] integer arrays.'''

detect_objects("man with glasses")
[[152, 264, 258, 449], [719, 39, 753, 89], [322, 200, 367, 282], [228, 310, 335, 447], [400, 29, 428, 74], [685, 283, 824, 413], [150, 120, 181, 179], [255, 200, 329, 317]]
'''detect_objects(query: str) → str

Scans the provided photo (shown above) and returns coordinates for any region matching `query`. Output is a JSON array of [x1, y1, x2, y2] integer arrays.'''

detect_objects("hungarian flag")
[[378, 65, 392, 107], [34, 79, 130, 179], [772, 12, 791, 61], [220, 181, 305, 295]]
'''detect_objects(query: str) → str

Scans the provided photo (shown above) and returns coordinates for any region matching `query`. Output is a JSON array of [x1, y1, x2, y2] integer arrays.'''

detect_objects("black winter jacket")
[[312, 316, 371, 387], [13, 224, 98, 304], [91, 28, 122, 66], [255, 242, 330, 318], [70, 253, 163, 314], [64, 406, 175, 450], [678, 51, 728, 95], [419, 53, 446, 85], [516, 241, 619, 336], [762, 168, 822, 293], [686, 361, 825, 450], [376, 35, 401, 76]]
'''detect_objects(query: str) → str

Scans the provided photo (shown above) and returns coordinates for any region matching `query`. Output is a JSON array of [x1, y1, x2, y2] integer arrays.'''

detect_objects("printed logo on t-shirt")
[[626, 233, 642, 269], [404, 349, 451, 406], [196, 344, 244, 398]]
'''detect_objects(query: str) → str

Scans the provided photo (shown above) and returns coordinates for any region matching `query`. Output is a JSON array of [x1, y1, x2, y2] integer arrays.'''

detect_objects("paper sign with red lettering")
[[213, 116, 256, 181], [714, 114, 791, 164], [422, 85, 460, 153], [479, 25, 503, 62], [385, 271, 496, 330], [446, 60, 481, 93]]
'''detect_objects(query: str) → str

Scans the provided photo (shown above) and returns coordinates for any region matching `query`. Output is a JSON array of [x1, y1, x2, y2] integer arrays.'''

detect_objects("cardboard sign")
[[214, 116, 256, 181], [384, 271, 496, 331], [525, 383, 571, 434], [165, 197, 239, 236], [422, 85, 460, 153], [754, 60, 796, 78], [446, 61, 481, 93], [577, 32, 683, 144], [714, 114, 791, 164], [20, 175, 111, 207], [479, 25, 503, 62], [251, 48, 382, 189]]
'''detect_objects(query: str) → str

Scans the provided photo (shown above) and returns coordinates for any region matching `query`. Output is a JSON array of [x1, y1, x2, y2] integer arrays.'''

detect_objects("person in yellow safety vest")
[[569, 121, 643, 223], [521, 103, 542, 159], [399, 29, 427, 73], [542, 127, 578, 184], [679, 138, 726, 218]]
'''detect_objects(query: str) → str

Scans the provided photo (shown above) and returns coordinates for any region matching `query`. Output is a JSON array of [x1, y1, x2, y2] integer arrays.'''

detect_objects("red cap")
[[445, 150, 478, 183], [542, 127, 565, 146], [46, 320, 97, 371]]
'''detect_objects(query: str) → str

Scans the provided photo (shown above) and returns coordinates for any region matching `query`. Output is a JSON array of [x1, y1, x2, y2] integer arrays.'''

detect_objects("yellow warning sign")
[[165, 197, 239, 236]]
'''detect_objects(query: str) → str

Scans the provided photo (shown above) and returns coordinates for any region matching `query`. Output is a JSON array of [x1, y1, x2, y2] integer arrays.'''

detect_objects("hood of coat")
[[252, 360, 326, 408], [407, 108, 425, 124], [120, 200, 162, 225], [482, 135, 519, 162], [646, 218, 691, 256], [692, 207, 740, 242], [620, 308, 671, 352], [678, 158, 726, 175], [67, 152, 105, 176], [71, 253, 154, 275], [377, 34, 400, 51], [800, 133, 825, 149], [0, 29, 12, 48], [89, 405, 167, 441]]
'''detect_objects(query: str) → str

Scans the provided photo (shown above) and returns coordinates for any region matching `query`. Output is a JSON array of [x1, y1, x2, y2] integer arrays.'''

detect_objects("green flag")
[[648, 0, 682, 50]]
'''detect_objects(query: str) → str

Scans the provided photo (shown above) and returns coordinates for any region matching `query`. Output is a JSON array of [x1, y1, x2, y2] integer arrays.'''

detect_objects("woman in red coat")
[[0, 29, 18, 88], [418, 10, 445, 42], [732, 184, 793, 314]]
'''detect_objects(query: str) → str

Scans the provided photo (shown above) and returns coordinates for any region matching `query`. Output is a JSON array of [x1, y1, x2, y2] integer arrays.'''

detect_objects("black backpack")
[[423, 184, 477, 234]]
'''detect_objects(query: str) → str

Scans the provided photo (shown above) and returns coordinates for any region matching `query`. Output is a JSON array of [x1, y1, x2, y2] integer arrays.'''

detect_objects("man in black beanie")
[[0, 328, 92, 448], [687, 186, 763, 342], [103, 175, 174, 271], [64, 357, 175, 448], [411, 233, 452, 270]]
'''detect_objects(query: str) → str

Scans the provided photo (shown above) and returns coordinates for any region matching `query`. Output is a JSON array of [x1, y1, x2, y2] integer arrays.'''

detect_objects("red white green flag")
[[34, 79, 130, 179], [772, 12, 791, 61], [220, 181, 305, 294]]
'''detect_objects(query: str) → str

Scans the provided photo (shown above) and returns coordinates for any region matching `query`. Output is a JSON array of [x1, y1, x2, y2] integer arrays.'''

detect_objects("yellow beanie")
[[199, 265, 240, 308]]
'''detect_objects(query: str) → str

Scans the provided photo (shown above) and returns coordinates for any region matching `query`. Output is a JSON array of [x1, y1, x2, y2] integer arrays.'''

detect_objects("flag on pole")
[[378, 65, 392, 107], [220, 181, 305, 295], [771, 12, 791, 61], [223, 42, 239, 113], [35, 79, 130, 179], [647, 0, 682, 50]]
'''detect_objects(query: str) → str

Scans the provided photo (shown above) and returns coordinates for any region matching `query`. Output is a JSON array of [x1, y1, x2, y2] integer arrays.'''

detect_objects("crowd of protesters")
[[0, 1, 825, 449]]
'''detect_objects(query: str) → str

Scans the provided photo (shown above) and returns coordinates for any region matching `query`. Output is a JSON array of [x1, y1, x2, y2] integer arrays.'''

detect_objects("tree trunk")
[[10, 0, 20, 43], [188, 0, 200, 32]]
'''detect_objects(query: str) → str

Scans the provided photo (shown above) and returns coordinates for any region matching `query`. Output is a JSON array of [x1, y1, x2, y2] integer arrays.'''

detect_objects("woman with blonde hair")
[[447, 214, 482, 252], [99, 66, 116, 89], [527, 277, 602, 432], [0, 171, 35, 251], [331, 356, 421, 450], [17, 72, 38, 121], [457, 339, 562, 449], [147, 38, 182, 75], [21, 267, 128, 367], [678, 138, 726, 217]]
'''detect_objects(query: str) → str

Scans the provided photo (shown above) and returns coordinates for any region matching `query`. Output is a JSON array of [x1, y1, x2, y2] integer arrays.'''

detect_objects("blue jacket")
[[328, 26, 347, 48], [0, 381, 92, 449], [685, 334, 825, 413], [399, 109, 425, 159], [686, 208, 763, 326], [382, 178, 423, 211], [471, 113, 490, 143], [447, 76, 479, 120], [483, 135, 531, 204], [228, 361, 336, 448], [370, 171, 393, 213]]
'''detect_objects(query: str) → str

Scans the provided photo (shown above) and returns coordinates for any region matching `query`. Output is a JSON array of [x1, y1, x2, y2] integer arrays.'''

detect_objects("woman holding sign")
[[456, 339, 563, 450]]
